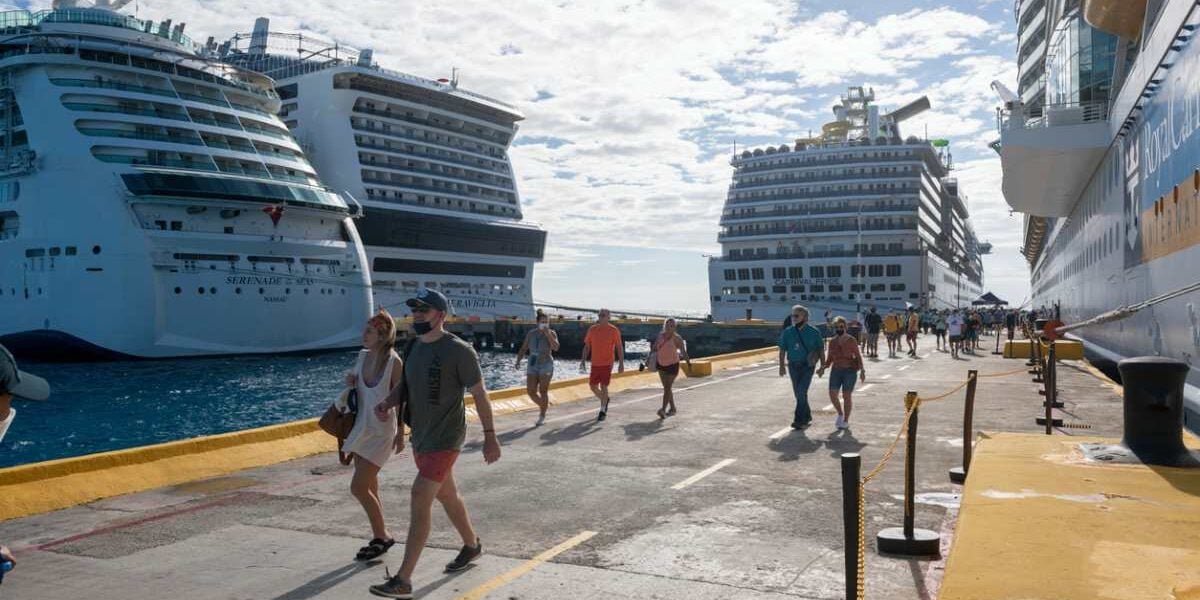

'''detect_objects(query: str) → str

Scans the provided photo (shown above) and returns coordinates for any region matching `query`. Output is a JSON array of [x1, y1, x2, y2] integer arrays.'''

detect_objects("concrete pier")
[[0, 332, 1147, 599]]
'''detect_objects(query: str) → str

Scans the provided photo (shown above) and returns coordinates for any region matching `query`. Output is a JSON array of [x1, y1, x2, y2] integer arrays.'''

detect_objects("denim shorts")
[[526, 355, 555, 377], [829, 367, 857, 393]]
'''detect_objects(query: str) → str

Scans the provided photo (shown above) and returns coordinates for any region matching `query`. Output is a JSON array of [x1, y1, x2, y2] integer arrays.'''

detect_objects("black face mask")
[[793, 318, 805, 328], [412, 321, 433, 335], [836, 328, 846, 335]]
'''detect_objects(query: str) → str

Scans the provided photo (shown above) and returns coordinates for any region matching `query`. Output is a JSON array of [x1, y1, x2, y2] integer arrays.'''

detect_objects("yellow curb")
[[0, 347, 777, 522]]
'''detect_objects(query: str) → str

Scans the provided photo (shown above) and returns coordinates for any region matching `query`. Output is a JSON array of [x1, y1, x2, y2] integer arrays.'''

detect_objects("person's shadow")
[[623, 418, 671, 441], [825, 428, 866, 458], [461, 425, 538, 453], [767, 430, 824, 462], [539, 419, 601, 446]]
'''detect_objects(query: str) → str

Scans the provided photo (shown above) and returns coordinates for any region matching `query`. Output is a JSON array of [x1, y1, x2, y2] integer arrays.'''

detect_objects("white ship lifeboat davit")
[[998, 101, 1110, 217]]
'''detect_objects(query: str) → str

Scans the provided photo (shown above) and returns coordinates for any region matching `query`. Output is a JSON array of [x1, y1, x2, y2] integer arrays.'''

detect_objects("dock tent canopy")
[[972, 292, 1008, 306]]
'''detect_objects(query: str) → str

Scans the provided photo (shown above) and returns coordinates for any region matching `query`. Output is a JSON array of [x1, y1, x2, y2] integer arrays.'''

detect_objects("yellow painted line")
[[457, 530, 598, 600], [671, 458, 736, 490]]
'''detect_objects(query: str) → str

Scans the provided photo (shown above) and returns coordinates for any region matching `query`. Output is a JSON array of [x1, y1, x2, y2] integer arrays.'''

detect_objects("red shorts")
[[413, 450, 459, 483], [589, 363, 613, 386]]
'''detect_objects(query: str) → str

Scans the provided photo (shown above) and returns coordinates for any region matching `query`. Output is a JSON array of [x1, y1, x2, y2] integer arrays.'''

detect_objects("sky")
[[14, 0, 1028, 315]]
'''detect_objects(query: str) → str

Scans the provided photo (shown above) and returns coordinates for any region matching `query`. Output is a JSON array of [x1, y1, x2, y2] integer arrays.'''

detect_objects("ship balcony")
[[997, 100, 1110, 217]]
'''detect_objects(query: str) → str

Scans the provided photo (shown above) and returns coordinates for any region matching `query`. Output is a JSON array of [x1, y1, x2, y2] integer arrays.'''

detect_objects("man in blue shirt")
[[779, 305, 827, 429]]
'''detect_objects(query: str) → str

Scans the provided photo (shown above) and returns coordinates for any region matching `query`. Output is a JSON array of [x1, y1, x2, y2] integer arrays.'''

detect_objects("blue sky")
[[11, 0, 1027, 314]]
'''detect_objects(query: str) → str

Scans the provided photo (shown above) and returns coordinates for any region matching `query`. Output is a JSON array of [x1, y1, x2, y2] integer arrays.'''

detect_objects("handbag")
[[318, 388, 358, 465], [647, 335, 659, 372]]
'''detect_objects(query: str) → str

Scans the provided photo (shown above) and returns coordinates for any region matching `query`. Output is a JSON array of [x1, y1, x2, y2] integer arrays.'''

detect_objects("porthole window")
[[209, 287, 217, 294], [174, 287, 182, 294], [235, 287, 242, 294], [258, 287, 265, 295], [198, 287, 205, 295], [303, 288, 309, 294], [92, 245, 101, 255], [285, 288, 291, 295]]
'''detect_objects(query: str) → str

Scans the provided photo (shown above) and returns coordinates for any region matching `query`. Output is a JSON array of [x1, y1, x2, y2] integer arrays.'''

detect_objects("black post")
[[949, 370, 978, 484], [841, 453, 861, 600], [877, 392, 940, 556], [1117, 357, 1198, 466], [1044, 342, 1056, 434], [993, 325, 1003, 355]]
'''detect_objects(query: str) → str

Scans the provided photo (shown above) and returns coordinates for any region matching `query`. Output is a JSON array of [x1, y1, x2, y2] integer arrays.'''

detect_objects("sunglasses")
[[410, 306, 432, 314]]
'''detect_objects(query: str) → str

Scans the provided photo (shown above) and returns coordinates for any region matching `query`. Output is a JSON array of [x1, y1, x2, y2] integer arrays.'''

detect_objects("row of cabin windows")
[[723, 264, 903, 280], [727, 283, 907, 294]]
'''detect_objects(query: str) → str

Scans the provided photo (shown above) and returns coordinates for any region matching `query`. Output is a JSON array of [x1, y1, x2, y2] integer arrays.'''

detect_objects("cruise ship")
[[218, 19, 546, 320], [708, 86, 986, 322], [998, 0, 1200, 431], [0, 1, 372, 359]]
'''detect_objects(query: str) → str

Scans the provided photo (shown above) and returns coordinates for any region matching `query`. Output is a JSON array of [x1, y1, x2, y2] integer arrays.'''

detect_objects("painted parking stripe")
[[672, 459, 737, 490], [881, 374, 892, 380], [898, 365, 911, 371], [768, 426, 793, 439], [457, 530, 598, 600], [858, 384, 875, 392]]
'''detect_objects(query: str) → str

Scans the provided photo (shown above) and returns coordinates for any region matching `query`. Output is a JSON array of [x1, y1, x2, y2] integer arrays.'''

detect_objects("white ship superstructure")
[[0, 3, 372, 358], [709, 87, 985, 322], [998, 0, 1200, 432], [219, 19, 546, 320]]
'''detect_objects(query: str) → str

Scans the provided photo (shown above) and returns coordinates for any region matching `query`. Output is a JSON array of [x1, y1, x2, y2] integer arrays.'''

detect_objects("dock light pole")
[[877, 392, 941, 557]]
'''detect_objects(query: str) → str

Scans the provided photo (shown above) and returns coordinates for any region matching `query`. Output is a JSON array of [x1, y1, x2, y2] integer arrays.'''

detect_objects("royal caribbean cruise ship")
[[998, 0, 1200, 431], [219, 19, 546, 320], [709, 87, 986, 322], [0, 1, 372, 359]]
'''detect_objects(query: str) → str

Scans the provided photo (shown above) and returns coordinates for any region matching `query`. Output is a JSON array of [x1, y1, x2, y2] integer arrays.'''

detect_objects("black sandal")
[[356, 537, 395, 561]]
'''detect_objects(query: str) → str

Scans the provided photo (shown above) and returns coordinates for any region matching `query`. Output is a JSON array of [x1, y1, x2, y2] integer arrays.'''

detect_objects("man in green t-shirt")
[[370, 289, 501, 599], [778, 305, 827, 430]]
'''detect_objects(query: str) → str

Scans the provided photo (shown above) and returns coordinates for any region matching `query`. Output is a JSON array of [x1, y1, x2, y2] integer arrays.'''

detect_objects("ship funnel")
[[885, 96, 930, 124], [250, 17, 270, 56]]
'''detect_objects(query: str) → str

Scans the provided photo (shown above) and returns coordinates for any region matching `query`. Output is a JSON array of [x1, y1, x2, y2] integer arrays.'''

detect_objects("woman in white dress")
[[343, 309, 404, 561]]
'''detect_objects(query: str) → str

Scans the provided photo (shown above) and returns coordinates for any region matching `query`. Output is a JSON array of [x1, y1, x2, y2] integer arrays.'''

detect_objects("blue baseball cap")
[[405, 288, 450, 313], [0, 344, 50, 401]]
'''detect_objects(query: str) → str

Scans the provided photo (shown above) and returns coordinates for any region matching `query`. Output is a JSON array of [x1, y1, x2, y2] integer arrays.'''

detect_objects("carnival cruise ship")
[[998, 0, 1200, 432], [218, 19, 546, 320], [708, 86, 986, 322], [0, 1, 372, 359]]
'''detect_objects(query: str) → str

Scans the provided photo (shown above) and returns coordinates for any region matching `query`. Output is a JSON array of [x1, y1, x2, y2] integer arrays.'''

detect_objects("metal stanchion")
[[877, 392, 940, 556], [1037, 342, 1063, 431], [993, 327, 1003, 355], [841, 453, 861, 600], [949, 370, 978, 484]]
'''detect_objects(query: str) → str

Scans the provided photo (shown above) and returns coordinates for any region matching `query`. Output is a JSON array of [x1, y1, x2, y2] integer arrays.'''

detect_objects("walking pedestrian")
[[934, 310, 948, 351], [368, 289, 502, 599], [1, 343, 51, 589], [947, 310, 964, 359], [580, 308, 624, 421], [818, 317, 865, 430], [778, 305, 826, 430], [1005, 309, 1017, 342], [342, 310, 405, 562], [905, 307, 920, 357], [864, 306, 882, 358], [883, 310, 901, 358], [515, 310, 559, 426], [653, 318, 691, 419]]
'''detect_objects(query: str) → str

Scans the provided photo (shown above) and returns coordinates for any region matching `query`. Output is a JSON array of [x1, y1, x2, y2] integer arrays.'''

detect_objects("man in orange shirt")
[[580, 308, 624, 421]]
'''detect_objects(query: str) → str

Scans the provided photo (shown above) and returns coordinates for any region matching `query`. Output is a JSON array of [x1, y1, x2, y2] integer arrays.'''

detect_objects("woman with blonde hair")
[[653, 318, 691, 419], [342, 309, 404, 561], [818, 316, 866, 430]]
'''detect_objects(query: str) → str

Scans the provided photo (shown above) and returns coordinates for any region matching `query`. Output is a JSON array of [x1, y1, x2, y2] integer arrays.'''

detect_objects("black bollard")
[[840, 453, 861, 600], [949, 370, 978, 484], [1117, 357, 1198, 466], [877, 392, 941, 556]]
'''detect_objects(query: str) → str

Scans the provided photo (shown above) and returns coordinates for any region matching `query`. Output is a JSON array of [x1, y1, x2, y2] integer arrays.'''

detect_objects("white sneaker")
[[839, 418, 850, 430], [835, 415, 845, 429]]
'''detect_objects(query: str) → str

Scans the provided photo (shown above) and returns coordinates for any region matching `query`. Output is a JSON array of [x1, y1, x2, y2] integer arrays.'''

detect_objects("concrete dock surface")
[[0, 333, 1128, 599]]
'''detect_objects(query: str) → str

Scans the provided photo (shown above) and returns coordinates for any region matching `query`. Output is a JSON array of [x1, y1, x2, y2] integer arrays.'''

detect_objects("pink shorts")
[[414, 450, 460, 483]]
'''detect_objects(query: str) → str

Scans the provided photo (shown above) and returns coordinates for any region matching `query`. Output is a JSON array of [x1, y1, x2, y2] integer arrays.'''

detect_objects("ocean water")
[[0, 343, 648, 469]]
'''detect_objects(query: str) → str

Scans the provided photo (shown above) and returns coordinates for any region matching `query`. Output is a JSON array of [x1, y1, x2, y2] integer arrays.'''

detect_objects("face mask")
[[836, 328, 846, 335], [794, 319, 805, 329], [412, 321, 433, 335], [538, 323, 549, 330]]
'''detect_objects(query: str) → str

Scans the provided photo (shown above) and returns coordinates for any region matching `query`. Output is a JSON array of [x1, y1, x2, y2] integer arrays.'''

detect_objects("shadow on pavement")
[[539, 418, 602, 446], [825, 428, 867, 458], [622, 418, 672, 441], [767, 431, 824, 461], [270, 562, 375, 600]]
